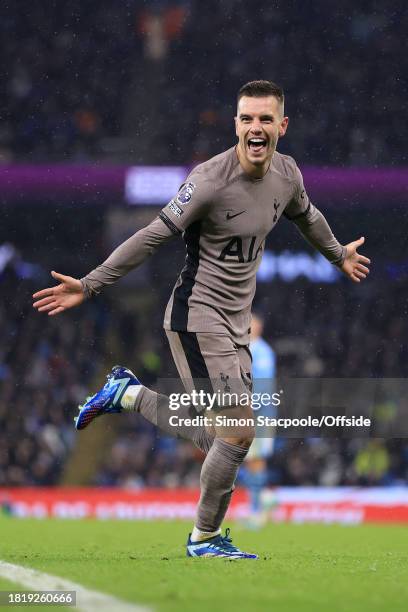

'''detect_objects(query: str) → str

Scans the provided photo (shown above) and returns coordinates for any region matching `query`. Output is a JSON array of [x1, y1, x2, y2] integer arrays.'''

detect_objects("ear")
[[234, 115, 239, 137], [279, 116, 289, 137]]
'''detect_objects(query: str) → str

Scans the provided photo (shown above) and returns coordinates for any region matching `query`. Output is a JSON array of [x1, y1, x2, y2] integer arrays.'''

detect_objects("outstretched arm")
[[33, 173, 214, 316], [290, 206, 370, 282], [80, 215, 176, 298], [288, 204, 346, 266], [33, 215, 176, 316]]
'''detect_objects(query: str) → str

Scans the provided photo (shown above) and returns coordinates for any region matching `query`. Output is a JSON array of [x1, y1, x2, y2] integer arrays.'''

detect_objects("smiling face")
[[235, 95, 288, 178]]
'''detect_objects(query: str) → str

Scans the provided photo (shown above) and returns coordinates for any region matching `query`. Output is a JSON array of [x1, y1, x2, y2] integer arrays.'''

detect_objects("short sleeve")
[[283, 163, 312, 220], [159, 172, 214, 234]]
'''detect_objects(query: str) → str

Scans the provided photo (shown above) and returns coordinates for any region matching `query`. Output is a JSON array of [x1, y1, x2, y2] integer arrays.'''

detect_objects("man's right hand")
[[33, 271, 85, 316]]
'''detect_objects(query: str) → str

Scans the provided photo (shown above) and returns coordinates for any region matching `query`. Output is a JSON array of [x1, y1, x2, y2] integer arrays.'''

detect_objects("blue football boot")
[[75, 365, 141, 430], [186, 528, 258, 559]]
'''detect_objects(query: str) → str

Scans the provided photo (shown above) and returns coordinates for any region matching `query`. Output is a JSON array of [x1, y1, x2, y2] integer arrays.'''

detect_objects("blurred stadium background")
[[1, 0, 407, 524]]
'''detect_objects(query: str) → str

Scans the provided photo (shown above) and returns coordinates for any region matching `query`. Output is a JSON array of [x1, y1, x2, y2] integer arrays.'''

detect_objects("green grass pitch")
[[0, 517, 407, 611]]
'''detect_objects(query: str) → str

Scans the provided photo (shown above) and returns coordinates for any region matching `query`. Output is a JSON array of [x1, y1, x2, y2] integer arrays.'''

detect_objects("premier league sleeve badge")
[[176, 182, 196, 205]]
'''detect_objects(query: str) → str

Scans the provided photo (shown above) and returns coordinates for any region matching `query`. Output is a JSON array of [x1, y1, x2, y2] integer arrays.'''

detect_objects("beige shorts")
[[165, 330, 252, 408]]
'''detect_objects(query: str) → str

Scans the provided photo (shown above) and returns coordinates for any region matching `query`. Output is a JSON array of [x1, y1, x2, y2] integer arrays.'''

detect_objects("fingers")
[[356, 263, 369, 275], [51, 270, 70, 282], [34, 297, 65, 315], [33, 296, 55, 309], [345, 260, 369, 282], [33, 271, 67, 298], [349, 262, 369, 281], [358, 255, 371, 264], [32, 287, 55, 299], [48, 306, 65, 316], [351, 236, 370, 265], [36, 300, 60, 313], [347, 237, 369, 260]]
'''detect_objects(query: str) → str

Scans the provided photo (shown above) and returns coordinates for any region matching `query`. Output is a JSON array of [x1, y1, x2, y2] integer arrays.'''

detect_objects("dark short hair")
[[237, 80, 284, 105]]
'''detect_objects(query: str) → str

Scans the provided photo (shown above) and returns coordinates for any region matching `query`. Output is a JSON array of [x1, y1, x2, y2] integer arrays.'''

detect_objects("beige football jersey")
[[81, 147, 345, 344], [160, 147, 344, 343]]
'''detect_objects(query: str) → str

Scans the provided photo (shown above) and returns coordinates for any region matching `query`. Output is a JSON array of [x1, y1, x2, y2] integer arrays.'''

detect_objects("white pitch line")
[[0, 560, 151, 612]]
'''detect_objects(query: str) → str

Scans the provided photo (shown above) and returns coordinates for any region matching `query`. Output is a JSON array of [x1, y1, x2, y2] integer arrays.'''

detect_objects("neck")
[[235, 145, 273, 179]]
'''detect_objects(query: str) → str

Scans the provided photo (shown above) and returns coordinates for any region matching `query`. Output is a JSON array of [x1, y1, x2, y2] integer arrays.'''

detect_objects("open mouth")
[[247, 137, 267, 154]]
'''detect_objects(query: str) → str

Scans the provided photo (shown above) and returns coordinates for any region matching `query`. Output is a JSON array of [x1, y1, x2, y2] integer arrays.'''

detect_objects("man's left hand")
[[340, 237, 370, 282]]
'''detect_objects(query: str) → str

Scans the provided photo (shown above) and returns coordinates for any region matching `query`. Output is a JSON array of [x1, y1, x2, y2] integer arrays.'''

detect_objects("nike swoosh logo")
[[226, 210, 246, 220]]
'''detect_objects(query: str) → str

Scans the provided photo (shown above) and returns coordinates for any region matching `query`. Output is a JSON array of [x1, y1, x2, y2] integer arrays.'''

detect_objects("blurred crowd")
[[0, 266, 109, 486], [160, 0, 406, 166], [1, 0, 405, 165], [0, 1, 139, 160], [256, 278, 408, 379], [2, 257, 407, 488], [95, 428, 408, 489]]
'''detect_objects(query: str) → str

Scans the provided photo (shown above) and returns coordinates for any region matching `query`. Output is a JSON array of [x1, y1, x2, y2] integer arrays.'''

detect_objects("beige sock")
[[191, 526, 221, 542], [196, 439, 248, 532], [120, 384, 144, 411]]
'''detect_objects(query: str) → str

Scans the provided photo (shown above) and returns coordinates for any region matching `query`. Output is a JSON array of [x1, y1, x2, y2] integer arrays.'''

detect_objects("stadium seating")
[[1, 0, 405, 165]]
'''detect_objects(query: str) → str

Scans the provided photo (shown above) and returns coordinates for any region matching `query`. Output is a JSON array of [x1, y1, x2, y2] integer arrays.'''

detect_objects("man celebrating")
[[33, 80, 370, 559]]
